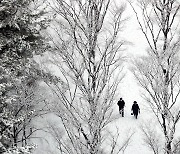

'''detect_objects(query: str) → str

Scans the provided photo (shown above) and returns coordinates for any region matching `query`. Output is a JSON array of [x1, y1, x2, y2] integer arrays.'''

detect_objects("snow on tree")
[[129, 0, 180, 154], [42, 0, 132, 154], [0, 0, 51, 153]]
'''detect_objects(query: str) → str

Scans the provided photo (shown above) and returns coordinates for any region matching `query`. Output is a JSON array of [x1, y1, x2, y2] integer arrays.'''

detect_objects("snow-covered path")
[[32, 110, 154, 154], [32, 93, 156, 154], [112, 111, 152, 154]]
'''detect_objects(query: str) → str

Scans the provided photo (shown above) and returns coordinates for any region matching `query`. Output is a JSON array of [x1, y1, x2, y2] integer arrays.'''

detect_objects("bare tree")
[[140, 120, 163, 154], [129, 0, 180, 153], [42, 0, 130, 153], [8, 77, 49, 148]]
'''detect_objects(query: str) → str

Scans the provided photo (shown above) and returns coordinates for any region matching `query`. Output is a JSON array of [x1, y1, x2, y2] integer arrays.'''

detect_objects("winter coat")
[[131, 104, 140, 115], [117, 100, 125, 109]]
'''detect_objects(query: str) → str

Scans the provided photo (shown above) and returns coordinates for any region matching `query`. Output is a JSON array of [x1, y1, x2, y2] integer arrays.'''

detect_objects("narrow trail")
[[110, 108, 153, 154], [32, 105, 154, 154]]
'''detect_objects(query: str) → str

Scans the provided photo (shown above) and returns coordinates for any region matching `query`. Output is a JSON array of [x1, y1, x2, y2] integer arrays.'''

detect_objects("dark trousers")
[[133, 110, 138, 119], [134, 113, 138, 119], [119, 108, 124, 117]]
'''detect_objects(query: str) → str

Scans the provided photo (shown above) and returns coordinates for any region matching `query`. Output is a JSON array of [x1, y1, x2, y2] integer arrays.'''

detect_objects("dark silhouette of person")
[[117, 98, 125, 117], [131, 101, 140, 119]]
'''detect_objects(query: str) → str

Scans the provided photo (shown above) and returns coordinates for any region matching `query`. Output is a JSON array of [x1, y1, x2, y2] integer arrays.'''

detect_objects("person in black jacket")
[[117, 98, 125, 117], [131, 101, 140, 119]]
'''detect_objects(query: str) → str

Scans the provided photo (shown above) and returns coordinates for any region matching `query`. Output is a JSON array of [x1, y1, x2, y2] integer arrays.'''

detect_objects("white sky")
[[117, 1, 148, 109]]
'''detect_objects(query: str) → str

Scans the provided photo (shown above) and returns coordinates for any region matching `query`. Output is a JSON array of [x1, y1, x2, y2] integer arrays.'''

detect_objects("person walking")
[[131, 101, 140, 119], [117, 98, 125, 117]]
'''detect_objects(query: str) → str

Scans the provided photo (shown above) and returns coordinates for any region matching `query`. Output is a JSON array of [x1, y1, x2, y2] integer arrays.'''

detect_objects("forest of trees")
[[0, 0, 180, 154], [0, 0, 52, 153], [130, 0, 180, 153]]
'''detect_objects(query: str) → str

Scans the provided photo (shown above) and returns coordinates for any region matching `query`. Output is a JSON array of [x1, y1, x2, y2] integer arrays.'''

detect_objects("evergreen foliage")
[[0, 0, 51, 153]]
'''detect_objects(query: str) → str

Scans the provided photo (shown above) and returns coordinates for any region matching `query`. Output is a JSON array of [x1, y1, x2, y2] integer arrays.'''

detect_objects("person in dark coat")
[[131, 101, 140, 119], [117, 98, 125, 117]]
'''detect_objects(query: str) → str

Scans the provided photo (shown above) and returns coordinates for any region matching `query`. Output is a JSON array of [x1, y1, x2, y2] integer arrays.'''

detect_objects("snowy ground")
[[111, 107, 153, 154], [30, 68, 158, 153], [31, 102, 155, 154]]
